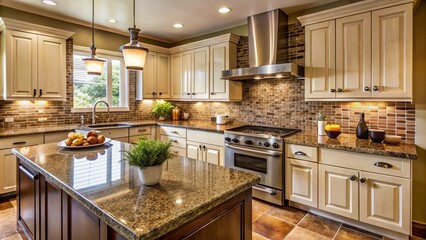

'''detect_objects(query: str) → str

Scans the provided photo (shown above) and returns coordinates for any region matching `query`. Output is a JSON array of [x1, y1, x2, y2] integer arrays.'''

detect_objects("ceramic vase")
[[138, 163, 164, 186]]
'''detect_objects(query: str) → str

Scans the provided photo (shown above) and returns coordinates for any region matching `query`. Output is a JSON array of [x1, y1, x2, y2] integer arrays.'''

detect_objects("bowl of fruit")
[[58, 131, 109, 148], [325, 124, 341, 139]]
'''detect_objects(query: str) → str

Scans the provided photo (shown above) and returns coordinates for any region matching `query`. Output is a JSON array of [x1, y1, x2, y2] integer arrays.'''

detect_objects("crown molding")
[[0, 17, 74, 39], [142, 43, 171, 54], [297, 0, 414, 26], [170, 33, 240, 54]]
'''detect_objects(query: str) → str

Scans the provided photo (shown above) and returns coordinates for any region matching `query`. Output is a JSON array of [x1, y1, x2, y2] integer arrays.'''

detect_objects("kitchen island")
[[12, 140, 260, 240]]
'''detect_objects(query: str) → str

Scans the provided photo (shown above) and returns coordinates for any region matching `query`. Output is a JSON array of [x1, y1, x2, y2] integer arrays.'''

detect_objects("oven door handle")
[[252, 185, 277, 195], [225, 144, 282, 157]]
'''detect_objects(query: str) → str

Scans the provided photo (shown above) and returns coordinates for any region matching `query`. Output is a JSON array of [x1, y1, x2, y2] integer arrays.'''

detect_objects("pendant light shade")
[[120, 0, 149, 70], [83, 0, 105, 75]]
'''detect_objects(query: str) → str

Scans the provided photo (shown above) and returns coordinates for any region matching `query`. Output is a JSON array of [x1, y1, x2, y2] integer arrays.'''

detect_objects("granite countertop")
[[12, 141, 260, 240], [0, 120, 243, 138], [285, 132, 417, 159]]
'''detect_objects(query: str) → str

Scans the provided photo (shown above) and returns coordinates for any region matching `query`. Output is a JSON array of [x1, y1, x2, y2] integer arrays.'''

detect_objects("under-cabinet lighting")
[[108, 19, 118, 23], [42, 0, 58, 6], [173, 23, 184, 28]]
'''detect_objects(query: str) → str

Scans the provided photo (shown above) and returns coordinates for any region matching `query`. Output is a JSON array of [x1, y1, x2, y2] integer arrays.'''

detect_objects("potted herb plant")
[[152, 101, 174, 120], [315, 112, 327, 136], [123, 138, 173, 186]]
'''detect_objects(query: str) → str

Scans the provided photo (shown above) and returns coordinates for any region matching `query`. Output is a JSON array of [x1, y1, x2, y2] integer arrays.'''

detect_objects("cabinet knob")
[[33, 89, 37, 97], [199, 145, 202, 150], [159, 92, 163, 96], [202, 145, 206, 150], [192, 93, 196, 95], [373, 86, 379, 91], [39, 89, 43, 97], [364, 86, 370, 92], [210, 92, 215, 95], [152, 92, 156, 96], [330, 89, 336, 93], [186, 93, 191, 95], [337, 88, 343, 92], [360, 177, 366, 183], [350, 175, 357, 181]]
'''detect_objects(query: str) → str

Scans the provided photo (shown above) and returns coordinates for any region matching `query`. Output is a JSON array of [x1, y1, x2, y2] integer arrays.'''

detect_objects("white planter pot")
[[138, 164, 164, 186], [317, 121, 327, 136]]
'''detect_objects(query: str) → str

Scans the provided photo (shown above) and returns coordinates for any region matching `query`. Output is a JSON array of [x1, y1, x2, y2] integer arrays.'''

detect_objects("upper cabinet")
[[0, 18, 73, 101], [137, 51, 171, 99], [299, 0, 413, 102]]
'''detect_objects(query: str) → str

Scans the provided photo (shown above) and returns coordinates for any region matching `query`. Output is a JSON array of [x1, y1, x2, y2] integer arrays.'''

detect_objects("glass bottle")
[[356, 112, 369, 139]]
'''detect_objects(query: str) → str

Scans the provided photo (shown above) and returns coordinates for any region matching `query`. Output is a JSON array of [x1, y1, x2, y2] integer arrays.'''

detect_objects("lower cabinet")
[[187, 141, 224, 166], [285, 158, 318, 208], [0, 149, 17, 194]]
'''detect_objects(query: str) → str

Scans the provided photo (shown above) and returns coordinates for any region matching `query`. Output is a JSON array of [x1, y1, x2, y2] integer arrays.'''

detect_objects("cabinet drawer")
[[159, 126, 186, 138], [187, 130, 224, 146], [161, 135, 186, 148], [320, 148, 411, 178], [129, 126, 151, 136], [44, 131, 70, 143], [96, 128, 128, 139], [129, 135, 152, 144], [0, 134, 44, 149], [171, 147, 186, 158], [286, 144, 318, 162]]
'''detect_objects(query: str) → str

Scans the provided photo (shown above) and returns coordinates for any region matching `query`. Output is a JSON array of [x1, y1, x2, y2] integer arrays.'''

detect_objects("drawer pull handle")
[[138, 129, 147, 132], [13, 141, 27, 145], [374, 162, 392, 169], [360, 177, 366, 183], [19, 165, 38, 181], [350, 175, 356, 181], [170, 131, 179, 134], [294, 151, 307, 156], [171, 140, 178, 143]]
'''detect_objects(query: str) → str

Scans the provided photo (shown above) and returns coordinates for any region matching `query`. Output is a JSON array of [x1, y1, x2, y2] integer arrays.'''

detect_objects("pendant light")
[[83, 0, 106, 75], [120, 0, 149, 70]]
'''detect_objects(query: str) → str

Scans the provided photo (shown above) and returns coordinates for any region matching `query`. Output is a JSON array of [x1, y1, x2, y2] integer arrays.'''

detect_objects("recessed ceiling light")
[[219, 7, 231, 14], [108, 19, 118, 23], [173, 23, 184, 28], [41, 0, 58, 6]]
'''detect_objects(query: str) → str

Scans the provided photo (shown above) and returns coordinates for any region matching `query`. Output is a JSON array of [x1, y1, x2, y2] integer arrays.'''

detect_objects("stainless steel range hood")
[[222, 9, 304, 80]]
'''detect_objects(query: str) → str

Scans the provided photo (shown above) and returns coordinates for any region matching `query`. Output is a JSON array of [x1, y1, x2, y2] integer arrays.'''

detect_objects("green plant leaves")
[[123, 139, 173, 169], [152, 101, 175, 119]]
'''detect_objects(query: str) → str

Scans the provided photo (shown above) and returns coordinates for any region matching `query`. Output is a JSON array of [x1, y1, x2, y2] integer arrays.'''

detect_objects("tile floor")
[[0, 197, 425, 240]]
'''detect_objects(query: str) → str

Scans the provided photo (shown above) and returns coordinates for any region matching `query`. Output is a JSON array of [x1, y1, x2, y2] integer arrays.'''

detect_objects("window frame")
[[71, 45, 129, 113]]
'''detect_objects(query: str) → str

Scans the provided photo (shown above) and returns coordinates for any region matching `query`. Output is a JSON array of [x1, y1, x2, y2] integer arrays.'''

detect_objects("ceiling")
[[0, 0, 340, 43]]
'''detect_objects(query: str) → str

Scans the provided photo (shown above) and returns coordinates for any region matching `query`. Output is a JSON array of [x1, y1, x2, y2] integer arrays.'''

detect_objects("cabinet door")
[[359, 171, 410, 234], [319, 165, 359, 220], [0, 149, 17, 194], [209, 43, 228, 100], [336, 13, 371, 99], [142, 52, 157, 99], [203, 144, 224, 166], [305, 21, 336, 99], [40, 176, 63, 240], [37, 35, 66, 99], [181, 51, 192, 98], [18, 163, 39, 240], [187, 141, 202, 161], [68, 197, 100, 240], [372, 4, 413, 99], [5, 30, 38, 98], [285, 158, 318, 207], [192, 47, 209, 99], [156, 53, 171, 98], [171, 53, 185, 99]]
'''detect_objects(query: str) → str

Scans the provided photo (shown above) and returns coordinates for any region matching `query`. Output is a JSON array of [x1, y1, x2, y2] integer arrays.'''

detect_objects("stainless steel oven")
[[224, 125, 300, 205]]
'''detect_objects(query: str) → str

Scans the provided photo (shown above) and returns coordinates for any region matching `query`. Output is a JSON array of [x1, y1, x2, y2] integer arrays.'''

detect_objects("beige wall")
[[0, 6, 170, 50], [413, 0, 426, 224]]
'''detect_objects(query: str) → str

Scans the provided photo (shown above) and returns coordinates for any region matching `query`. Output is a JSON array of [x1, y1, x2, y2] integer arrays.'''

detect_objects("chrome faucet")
[[92, 100, 110, 124]]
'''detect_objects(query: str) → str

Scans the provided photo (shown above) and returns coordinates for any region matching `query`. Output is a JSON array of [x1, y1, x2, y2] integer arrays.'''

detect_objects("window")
[[72, 46, 129, 112]]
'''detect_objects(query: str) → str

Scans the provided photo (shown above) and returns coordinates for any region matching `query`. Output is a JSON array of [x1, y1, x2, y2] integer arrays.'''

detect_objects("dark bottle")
[[356, 112, 369, 139]]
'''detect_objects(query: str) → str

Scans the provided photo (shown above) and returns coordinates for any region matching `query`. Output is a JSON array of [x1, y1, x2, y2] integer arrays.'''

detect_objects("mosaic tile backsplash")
[[0, 23, 415, 143]]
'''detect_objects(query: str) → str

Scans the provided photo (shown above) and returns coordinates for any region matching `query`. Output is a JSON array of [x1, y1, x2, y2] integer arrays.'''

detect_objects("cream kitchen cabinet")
[[0, 18, 72, 100], [209, 42, 242, 101], [171, 53, 185, 99], [299, 1, 413, 101], [0, 134, 44, 195], [138, 52, 171, 99], [304, 20, 336, 99], [186, 129, 224, 166], [158, 126, 187, 157], [129, 126, 153, 144], [180, 47, 210, 100], [371, 4, 413, 99]]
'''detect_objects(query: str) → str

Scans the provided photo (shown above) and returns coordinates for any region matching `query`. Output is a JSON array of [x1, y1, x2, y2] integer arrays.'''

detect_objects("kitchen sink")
[[86, 123, 132, 129]]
